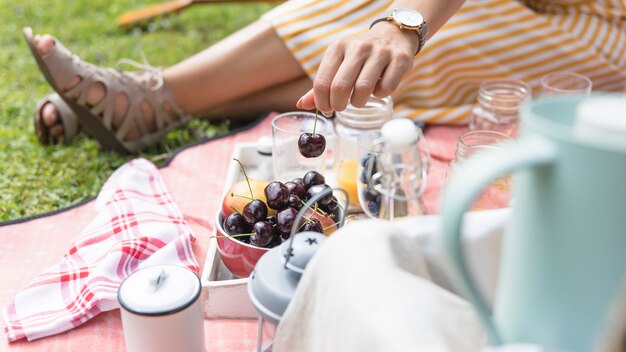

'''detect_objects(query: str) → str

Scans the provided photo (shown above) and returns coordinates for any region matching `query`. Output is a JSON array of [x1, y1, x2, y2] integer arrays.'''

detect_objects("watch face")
[[393, 9, 423, 28]]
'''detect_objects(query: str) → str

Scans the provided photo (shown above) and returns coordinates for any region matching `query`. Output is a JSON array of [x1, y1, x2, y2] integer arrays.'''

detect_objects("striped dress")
[[263, 0, 626, 124]]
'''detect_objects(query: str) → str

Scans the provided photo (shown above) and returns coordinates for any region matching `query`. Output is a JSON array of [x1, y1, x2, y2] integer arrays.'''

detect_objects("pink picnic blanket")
[[0, 114, 465, 351]]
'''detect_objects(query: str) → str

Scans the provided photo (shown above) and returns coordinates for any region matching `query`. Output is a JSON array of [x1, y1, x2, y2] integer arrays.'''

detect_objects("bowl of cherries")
[[216, 164, 344, 278]]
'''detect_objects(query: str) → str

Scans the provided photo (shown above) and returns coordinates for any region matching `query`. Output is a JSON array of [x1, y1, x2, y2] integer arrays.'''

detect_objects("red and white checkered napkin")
[[2, 158, 199, 342]]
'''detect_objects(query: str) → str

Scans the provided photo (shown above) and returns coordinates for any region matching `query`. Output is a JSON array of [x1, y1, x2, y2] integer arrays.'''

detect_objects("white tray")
[[200, 142, 267, 319]]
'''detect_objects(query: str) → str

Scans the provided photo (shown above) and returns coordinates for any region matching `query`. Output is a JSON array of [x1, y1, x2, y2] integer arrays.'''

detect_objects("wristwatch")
[[370, 8, 428, 56]]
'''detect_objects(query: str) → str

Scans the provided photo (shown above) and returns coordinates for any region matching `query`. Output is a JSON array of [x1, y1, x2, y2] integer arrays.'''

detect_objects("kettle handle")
[[442, 136, 556, 345]]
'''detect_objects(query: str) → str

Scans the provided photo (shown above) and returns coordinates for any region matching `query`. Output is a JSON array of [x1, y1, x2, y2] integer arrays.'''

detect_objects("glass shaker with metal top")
[[334, 96, 393, 207]]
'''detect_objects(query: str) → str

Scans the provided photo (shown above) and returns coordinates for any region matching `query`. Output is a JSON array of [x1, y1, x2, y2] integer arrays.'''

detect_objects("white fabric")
[[274, 209, 512, 352]]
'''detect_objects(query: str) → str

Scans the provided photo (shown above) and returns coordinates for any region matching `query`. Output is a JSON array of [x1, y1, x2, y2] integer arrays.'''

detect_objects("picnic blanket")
[[0, 113, 465, 351]]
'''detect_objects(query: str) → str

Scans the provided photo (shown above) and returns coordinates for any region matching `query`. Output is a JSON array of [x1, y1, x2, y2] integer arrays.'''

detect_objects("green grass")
[[0, 0, 275, 222]]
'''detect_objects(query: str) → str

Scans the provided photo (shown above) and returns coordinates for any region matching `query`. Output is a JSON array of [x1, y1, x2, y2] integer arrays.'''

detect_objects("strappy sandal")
[[23, 27, 190, 154], [34, 93, 81, 144]]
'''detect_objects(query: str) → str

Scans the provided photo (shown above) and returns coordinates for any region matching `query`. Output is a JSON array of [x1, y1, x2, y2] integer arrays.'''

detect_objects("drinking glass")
[[272, 112, 330, 182], [446, 130, 514, 211], [540, 71, 592, 96]]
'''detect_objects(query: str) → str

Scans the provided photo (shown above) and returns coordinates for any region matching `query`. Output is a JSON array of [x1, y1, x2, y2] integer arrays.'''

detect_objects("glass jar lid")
[[335, 96, 393, 129]]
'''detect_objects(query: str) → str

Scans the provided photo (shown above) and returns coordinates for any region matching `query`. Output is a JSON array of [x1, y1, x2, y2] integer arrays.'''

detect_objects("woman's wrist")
[[369, 20, 421, 56]]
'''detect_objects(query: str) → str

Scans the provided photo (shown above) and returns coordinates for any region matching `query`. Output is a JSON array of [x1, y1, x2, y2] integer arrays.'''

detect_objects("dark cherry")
[[267, 215, 277, 227], [288, 194, 303, 210], [302, 218, 323, 233], [367, 197, 381, 217], [269, 234, 284, 247], [303, 171, 325, 190], [360, 153, 378, 183], [280, 231, 291, 240], [242, 199, 268, 225], [223, 213, 251, 235], [298, 133, 326, 158], [320, 196, 338, 214], [284, 181, 306, 199], [361, 187, 380, 202], [307, 184, 333, 206], [264, 181, 289, 210], [292, 178, 305, 189], [250, 221, 274, 247], [276, 207, 299, 233]]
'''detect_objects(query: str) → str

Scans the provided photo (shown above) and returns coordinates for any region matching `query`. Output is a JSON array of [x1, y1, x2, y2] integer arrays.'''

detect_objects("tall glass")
[[272, 112, 330, 182], [540, 71, 592, 96], [446, 130, 514, 211]]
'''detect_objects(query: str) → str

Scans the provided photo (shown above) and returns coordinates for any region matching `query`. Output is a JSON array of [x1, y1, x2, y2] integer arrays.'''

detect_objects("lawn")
[[0, 0, 275, 222]]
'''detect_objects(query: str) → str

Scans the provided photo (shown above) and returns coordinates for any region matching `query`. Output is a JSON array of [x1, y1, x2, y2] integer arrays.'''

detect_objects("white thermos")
[[118, 265, 206, 352]]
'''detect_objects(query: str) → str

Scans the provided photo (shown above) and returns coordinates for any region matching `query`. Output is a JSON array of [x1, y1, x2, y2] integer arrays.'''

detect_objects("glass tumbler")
[[469, 79, 531, 137], [540, 71, 592, 96], [272, 112, 330, 182], [446, 130, 514, 211]]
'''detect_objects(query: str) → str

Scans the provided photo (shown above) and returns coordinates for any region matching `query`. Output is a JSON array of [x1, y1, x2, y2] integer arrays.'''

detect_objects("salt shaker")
[[118, 265, 206, 352]]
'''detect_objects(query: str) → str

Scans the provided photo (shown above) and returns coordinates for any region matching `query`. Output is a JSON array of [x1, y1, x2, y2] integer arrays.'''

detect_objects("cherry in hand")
[[298, 110, 326, 158]]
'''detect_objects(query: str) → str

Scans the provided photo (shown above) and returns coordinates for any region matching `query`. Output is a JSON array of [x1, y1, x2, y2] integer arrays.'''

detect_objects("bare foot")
[[33, 33, 174, 144]]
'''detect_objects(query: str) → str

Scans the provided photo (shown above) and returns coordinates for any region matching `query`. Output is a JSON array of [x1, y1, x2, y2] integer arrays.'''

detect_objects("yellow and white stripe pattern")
[[263, 0, 626, 124]]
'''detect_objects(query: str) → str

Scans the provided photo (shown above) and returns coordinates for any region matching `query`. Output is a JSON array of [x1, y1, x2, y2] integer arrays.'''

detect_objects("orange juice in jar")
[[336, 159, 360, 206], [334, 96, 392, 210]]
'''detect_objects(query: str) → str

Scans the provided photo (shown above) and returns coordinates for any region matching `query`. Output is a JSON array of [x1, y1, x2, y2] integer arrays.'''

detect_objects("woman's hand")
[[296, 21, 420, 115]]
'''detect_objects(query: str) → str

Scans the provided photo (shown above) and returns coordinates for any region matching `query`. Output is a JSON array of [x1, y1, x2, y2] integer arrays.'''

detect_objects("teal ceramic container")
[[442, 94, 626, 351]]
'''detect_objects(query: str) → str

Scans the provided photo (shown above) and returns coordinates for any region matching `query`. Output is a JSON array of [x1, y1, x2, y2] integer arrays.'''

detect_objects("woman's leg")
[[205, 76, 312, 120], [165, 20, 307, 115], [38, 20, 308, 141]]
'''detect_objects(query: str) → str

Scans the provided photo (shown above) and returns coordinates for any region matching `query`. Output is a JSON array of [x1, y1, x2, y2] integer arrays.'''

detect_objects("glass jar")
[[469, 79, 531, 137], [334, 96, 393, 206], [446, 130, 513, 210], [357, 118, 430, 220]]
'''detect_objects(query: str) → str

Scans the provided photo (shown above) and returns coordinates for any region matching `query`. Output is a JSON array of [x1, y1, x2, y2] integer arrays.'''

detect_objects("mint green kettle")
[[442, 94, 626, 351]]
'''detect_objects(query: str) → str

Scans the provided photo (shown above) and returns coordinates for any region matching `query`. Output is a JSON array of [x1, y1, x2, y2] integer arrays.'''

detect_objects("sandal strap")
[[41, 39, 96, 90], [64, 63, 187, 144]]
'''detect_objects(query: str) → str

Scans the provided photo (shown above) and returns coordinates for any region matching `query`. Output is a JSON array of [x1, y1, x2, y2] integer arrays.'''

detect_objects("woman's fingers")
[[350, 50, 391, 107], [298, 27, 415, 113], [373, 48, 414, 98], [312, 41, 344, 114], [296, 89, 315, 110], [329, 51, 368, 111]]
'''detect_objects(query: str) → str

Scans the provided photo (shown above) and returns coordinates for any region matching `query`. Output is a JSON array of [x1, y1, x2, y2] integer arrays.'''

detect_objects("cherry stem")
[[229, 205, 242, 216], [299, 199, 330, 217], [322, 215, 355, 231], [231, 193, 254, 201], [312, 109, 319, 136], [233, 158, 254, 198]]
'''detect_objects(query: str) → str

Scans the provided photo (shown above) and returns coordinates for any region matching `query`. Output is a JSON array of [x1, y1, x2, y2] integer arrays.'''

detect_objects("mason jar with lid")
[[333, 96, 393, 206]]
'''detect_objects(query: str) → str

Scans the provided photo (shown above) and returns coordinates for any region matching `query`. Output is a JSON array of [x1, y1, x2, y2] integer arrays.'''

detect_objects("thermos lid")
[[381, 118, 418, 147], [248, 231, 326, 324], [282, 231, 327, 274], [118, 265, 201, 316]]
